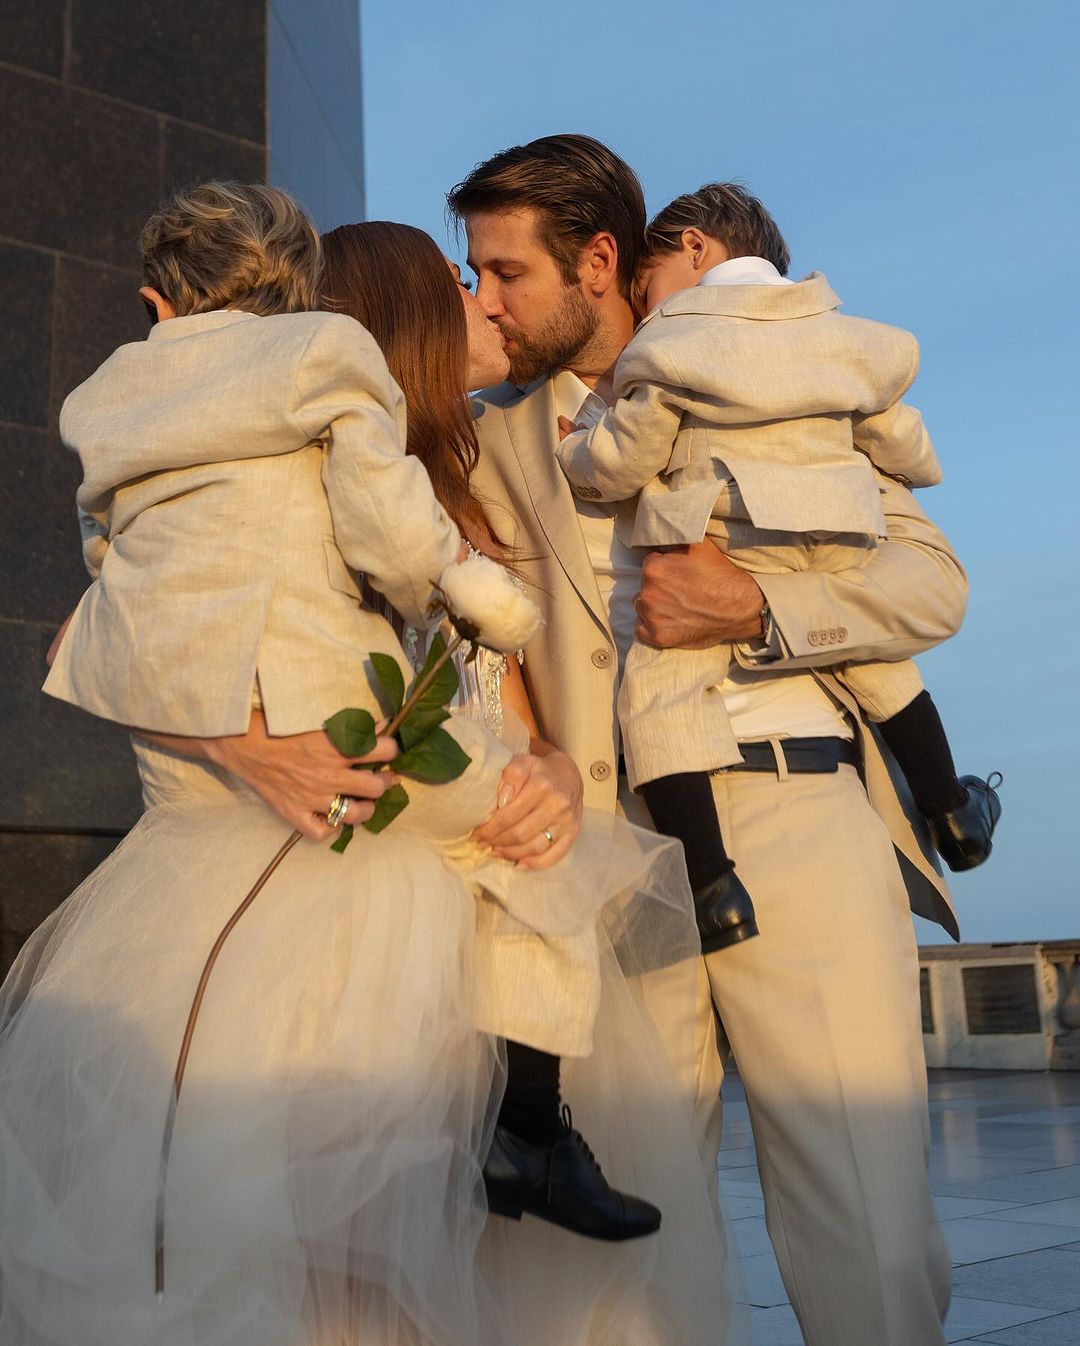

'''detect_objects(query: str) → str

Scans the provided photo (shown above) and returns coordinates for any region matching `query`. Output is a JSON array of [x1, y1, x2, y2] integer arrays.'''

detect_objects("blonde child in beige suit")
[[1, 183, 717, 1346], [557, 183, 1000, 950]]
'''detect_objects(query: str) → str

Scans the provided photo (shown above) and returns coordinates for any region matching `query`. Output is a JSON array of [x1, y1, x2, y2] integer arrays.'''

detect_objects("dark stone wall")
[[0, 1, 267, 972], [268, 0, 365, 230]]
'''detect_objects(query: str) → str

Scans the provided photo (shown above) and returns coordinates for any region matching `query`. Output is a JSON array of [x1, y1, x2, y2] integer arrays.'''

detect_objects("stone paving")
[[721, 1068, 1080, 1344]]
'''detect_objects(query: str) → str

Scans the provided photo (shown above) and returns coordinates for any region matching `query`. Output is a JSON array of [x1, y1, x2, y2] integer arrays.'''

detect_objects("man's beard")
[[501, 284, 600, 385]]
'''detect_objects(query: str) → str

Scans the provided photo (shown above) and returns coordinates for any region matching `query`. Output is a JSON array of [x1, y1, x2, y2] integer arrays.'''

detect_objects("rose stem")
[[154, 827, 303, 1294]]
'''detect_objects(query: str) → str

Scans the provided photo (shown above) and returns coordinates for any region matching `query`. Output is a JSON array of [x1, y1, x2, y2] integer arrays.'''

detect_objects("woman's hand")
[[140, 710, 399, 841], [472, 748, 584, 870]]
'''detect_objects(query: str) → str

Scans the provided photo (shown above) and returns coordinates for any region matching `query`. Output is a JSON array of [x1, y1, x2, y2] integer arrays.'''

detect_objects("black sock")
[[639, 772, 733, 891], [499, 1041, 563, 1145], [878, 690, 967, 818]]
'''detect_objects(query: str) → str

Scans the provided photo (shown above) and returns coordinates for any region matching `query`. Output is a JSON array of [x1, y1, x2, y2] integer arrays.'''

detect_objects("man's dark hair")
[[645, 183, 790, 275], [447, 134, 646, 299]]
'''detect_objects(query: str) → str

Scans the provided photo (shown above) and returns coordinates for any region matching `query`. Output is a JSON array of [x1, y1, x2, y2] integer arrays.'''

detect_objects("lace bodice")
[[403, 550, 529, 753]]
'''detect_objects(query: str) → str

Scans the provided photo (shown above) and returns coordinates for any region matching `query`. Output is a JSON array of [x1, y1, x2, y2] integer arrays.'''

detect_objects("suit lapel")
[[502, 380, 612, 636]]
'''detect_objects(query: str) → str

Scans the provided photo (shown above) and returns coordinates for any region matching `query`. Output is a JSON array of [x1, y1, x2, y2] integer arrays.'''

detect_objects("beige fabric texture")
[[43, 309, 606, 1057], [556, 274, 942, 786], [45, 309, 462, 737], [472, 374, 964, 935], [632, 767, 952, 1345], [556, 273, 941, 547], [472, 370, 965, 1341]]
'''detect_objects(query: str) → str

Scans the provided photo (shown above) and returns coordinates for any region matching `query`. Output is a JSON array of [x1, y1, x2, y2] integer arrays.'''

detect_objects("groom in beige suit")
[[449, 135, 963, 1345]]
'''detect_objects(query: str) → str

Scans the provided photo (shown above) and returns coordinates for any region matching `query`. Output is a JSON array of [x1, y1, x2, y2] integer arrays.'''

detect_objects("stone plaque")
[[963, 964, 1042, 1036]]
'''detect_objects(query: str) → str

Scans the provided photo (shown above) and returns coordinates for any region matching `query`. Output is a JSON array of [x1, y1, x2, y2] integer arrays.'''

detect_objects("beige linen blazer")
[[472, 375, 967, 938], [557, 274, 941, 548], [42, 308, 606, 1058], [44, 309, 461, 736]]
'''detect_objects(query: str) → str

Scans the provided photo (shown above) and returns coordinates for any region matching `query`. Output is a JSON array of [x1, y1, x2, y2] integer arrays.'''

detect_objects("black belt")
[[715, 736, 858, 775]]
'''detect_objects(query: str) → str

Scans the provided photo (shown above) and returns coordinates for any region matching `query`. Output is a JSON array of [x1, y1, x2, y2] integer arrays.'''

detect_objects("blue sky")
[[360, 0, 1080, 944]]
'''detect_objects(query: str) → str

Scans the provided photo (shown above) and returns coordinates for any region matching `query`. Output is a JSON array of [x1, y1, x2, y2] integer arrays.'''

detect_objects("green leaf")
[[398, 706, 450, 752], [404, 633, 459, 717], [323, 708, 377, 758], [361, 783, 410, 834], [330, 823, 354, 854], [368, 653, 405, 715], [393, 726, 472, 783]]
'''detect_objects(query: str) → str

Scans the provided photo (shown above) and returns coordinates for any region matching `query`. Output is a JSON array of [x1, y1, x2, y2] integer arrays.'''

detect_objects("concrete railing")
[[919, 941, 1080, 1071]]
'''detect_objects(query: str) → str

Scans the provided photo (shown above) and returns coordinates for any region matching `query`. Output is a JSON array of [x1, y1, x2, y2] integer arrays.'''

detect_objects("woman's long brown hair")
[[321, 220, 492, 544]]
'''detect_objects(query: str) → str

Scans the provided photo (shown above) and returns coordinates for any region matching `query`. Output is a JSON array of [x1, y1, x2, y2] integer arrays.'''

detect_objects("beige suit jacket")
[[472, 375, 966, 938], [557, 274, 941, 548], [44, 309, 461, 736], [43, 308, 607, 1058]]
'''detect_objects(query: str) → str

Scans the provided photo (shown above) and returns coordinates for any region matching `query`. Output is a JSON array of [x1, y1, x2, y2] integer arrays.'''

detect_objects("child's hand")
[[557, 416, 584, 442]]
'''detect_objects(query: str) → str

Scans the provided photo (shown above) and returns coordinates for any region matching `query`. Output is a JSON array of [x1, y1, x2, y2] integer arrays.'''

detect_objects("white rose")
[[435, 552, 541, 654]]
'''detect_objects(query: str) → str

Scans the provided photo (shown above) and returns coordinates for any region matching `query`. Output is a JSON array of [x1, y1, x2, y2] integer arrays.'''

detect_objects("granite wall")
[[0, 2, 365, 973], [269, 0, 365, 230]]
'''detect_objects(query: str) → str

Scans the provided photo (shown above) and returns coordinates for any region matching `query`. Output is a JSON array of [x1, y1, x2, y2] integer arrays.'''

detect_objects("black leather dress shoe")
[[695, 868, 759, 953], [928, 773, 1003, 872], [483, 1108, 661, 1241]]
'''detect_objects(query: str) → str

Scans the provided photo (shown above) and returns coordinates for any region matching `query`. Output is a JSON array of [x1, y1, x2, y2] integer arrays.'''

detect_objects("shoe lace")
[[560, 1104, 602, 1174]]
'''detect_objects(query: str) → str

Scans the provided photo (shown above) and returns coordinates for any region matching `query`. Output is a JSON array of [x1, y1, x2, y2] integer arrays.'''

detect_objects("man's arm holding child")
[[637, 474, 967, 665]]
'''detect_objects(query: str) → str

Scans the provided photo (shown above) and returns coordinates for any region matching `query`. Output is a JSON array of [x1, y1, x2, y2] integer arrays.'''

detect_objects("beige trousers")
[[629, 763, 951, 1346]]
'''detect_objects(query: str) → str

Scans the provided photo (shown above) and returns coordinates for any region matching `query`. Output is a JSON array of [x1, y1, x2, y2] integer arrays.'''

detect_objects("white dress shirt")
[[700, 255, 795, 287], [554, 369, 642, 679]]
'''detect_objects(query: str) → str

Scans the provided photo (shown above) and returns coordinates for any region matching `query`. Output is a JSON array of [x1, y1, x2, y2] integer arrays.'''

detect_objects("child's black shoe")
[[483, 1106, 661, 1241], [695, 868, 759, 952], [927, 773, 1003, 872]]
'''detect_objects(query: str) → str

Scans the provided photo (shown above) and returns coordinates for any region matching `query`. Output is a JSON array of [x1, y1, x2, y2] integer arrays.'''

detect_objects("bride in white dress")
[[0, 210, 747, 1346]]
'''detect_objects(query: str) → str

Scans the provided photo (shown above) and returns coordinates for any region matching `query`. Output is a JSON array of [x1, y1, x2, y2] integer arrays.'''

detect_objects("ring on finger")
[[542, 827, 555, 848], [326, 794, 350, 828]]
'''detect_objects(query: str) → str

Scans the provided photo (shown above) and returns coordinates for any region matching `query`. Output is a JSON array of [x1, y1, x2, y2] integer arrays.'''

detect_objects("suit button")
[[577, 485, 602, 500], [590, 760, 612, 782], [591, 648, 612, 669]]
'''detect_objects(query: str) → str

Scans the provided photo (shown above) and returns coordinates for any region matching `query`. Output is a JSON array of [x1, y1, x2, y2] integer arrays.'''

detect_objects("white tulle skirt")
[[0, 755, 746, 1346]]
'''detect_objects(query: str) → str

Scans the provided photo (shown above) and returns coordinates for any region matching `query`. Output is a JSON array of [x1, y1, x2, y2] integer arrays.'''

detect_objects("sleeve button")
[[589, 760, 612, 782]]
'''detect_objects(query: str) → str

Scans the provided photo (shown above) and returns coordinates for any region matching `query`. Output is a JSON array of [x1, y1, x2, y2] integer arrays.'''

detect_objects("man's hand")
[[635, 543, 765, 649], [165, 711, 399, 841], [473, 749, 583, 869]]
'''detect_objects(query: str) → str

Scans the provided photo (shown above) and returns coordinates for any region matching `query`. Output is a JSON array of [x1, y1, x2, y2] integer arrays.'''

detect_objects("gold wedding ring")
[[543, 828, 555, 847], [326, 794, 350, 828]]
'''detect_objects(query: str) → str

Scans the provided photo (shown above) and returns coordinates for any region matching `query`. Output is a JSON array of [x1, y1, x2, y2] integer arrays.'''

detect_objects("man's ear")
[[580, 232, 619, 297], [138, 286, 177, 323]]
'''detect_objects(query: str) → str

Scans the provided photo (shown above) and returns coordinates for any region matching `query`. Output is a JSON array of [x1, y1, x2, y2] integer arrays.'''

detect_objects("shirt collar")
[[148, 309, 260, 341], [700, 256, 794, 288]]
